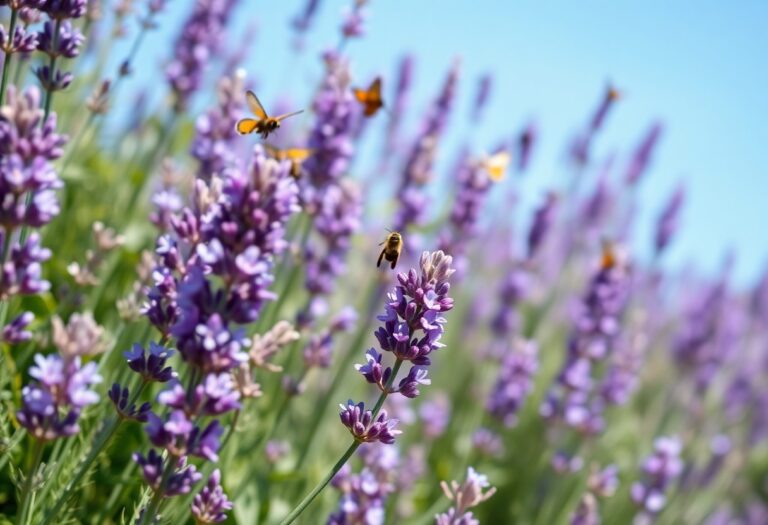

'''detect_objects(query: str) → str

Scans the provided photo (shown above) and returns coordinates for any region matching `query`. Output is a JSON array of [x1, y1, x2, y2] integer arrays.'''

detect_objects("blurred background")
[[111, 0, 768, 286]]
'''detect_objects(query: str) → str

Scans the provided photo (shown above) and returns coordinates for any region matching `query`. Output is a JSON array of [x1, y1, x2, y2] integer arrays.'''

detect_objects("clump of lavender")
[[541, 244, 631, 435], [435, 467, 496, 525], [631, 436, 683, 519], [327, 444, 399, 524], [191, 71, 246, 178], [136, 147, 300, 522], [165, 0, 239, 111], [487, 338, 538, 427], [299, 52, 362, 326], [394, 61, 460, 234]]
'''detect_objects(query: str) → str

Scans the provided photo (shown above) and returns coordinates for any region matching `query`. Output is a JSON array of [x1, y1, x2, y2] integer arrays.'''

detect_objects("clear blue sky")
[[119, 0, 768, 287]]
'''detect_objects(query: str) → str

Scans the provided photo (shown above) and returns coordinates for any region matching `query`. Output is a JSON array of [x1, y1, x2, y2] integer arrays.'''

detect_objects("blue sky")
[[120, 0, 768, 286]]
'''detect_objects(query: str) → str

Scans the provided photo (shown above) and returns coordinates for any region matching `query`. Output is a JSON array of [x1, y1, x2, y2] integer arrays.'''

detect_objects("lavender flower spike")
[[487, 338, 538, 427], [339, 400, 401, 444], [191, 469, 233, 524], [631, 436, 683, 517]]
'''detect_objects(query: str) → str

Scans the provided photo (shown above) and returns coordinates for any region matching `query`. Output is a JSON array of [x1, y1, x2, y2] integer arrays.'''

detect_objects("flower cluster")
[[487, 339, 538, 427], [327, 444, 399, 524], [191, 469, 233, 524], [541, 244, 631, 435], [33, 0, 87, 93], [631, 436, 683, 516], [435, 467, 496, 525], [17, 351, 102, 441], [166, 0, 240, 111]]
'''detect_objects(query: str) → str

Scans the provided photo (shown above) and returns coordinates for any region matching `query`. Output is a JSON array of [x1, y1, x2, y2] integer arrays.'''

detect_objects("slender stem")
[[280, 358, 403, 525], [17, 438, 45, 525], [40, 384, 146, 524], [0, 9, 19, 106]]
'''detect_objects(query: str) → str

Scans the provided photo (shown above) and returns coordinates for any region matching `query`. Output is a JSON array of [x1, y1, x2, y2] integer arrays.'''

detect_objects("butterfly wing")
[[485, 152, 511, 182], [236, 118, 259, 135], [246, 90, 268, 120]]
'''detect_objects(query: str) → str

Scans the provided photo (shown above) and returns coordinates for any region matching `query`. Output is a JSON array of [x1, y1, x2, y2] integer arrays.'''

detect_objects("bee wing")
[[274, 109, 304, 122], [246, 90, 268, 120], [377, 247, 386, 267], [236, 118, 259, 135]]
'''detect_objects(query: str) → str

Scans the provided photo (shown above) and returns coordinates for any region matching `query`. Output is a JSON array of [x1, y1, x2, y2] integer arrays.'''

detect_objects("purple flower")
[[372, 251, 455, 369], [108, 383, 151, 422], [631, 436, 683, 516], [17, 353, 101, 440], [490, 266, 530, 338], [625, 122, 663, 186], [526, 192, 558, 260], [2, 311, 34, 344], [471, 73, 492, 121], [654, 184, 685, 256], [165, 0, 240, 111], [541, 245, 631, 435], [0, 23, 38, 53], [340, 1, 366, 39], [394, 61, 459, 232], [291, 0, 321, 33], [191, 72, 247, 178], [487, 339, 538, 427], [124, 341, 175, 382], [516, 121, 537, 173], [192, 469, 233, 523], [37, 20, 84, 58], [571, 85, 620, 165], [134, 450, 203, 496], [40, 0, 88, 19], [339, 400, 401, 444], [419, 393, 450, 439], [570, 493, 599, 525], [327, 444, 398, 525]]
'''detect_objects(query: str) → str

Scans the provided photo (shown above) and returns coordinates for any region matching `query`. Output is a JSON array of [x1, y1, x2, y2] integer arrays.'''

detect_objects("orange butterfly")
[[353, 77, 384, 117], [264, 144, 314, 179], [236, 91, 304, 139]]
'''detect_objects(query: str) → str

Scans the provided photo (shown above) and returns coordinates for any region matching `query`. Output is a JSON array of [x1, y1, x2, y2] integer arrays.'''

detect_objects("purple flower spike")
[[625, 122, 663, 186], [654, 184, 685, 256], [631, 436, 683, 516], [109, 383, 151, 422], [124, 341, 175, 382], [487, 339, 538, 427], [526, 192, 558, 260], [396, 366, 431, 398], [339, 400, 401, 445], [2, 311, 34, 344], [37, 20, 84, 58], [191, 469, 233, 524]]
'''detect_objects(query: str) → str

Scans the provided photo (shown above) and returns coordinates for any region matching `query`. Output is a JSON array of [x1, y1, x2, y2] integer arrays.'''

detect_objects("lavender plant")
[[0, 2, 764, 525]]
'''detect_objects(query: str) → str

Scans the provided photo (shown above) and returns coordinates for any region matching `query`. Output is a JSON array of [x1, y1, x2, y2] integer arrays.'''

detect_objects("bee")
[[353, 77, 384, 117], [377, 230, 403, 269], [479, 151, 511, 182], [236, 91, 304, 139], [263, 144, 313, 179], [600, 239, 619, 269]]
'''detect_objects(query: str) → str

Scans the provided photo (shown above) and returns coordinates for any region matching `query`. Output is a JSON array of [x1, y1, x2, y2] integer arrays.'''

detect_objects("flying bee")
[[479, 151, 511, 182], [353, 77, 385, 117], [377, 230, 403, 269], [236, 91, 304, 139], [263, 144, 313, 179]]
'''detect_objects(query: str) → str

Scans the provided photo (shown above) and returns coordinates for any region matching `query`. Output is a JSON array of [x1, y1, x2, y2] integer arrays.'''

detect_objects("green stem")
[[0, 9, 18, 106], [16, 438, 45, 525], [40, 384, 145, 524], [279, 440, 361, 525]]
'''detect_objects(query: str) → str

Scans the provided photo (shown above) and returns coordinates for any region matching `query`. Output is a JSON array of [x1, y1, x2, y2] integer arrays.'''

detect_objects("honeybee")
[[480, 151, 511, 182], [236, 91, 304, 139], [263, 144, 313, 179], [353, 77, 384, 117], [377, 230, 402, 269]]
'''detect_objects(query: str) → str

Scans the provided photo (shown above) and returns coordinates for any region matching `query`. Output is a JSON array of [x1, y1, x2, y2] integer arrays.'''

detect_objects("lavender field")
[[1, 1, 766, 524]]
